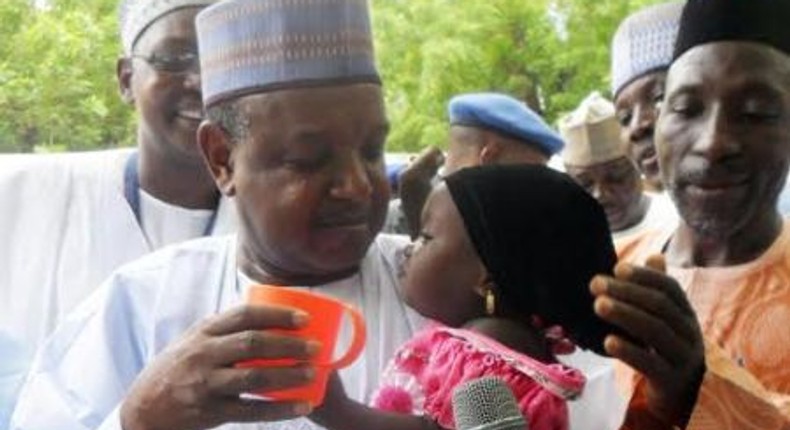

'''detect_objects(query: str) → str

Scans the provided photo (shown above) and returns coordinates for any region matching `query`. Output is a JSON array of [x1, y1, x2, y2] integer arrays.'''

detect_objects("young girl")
[[312, 164, 618, 430]]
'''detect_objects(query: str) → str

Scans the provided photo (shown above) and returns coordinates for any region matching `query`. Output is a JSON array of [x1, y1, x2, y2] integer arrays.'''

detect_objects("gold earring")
[[485, 289, 496, 316]]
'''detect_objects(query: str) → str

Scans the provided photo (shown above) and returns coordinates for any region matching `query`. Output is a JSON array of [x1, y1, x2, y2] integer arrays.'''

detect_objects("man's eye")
[[149, 52, 197, 71], [669, 97, 702, 117], [418, 232, 433, 242], [616, 110, 632, 127], [742, 100, 782, 122], [284, 156, 324, 171]]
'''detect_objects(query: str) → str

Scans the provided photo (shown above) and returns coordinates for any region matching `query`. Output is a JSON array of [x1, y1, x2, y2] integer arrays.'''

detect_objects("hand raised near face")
[[120, 305, 320, 430], [591, 255, 706, 428], [399, 146, 445, 239]]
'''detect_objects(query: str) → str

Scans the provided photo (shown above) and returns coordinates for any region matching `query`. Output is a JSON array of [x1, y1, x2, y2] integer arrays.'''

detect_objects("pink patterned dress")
[[370, 326, 585, 430]]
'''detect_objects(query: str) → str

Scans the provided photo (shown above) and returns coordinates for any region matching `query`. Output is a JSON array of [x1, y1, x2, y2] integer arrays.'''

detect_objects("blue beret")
[[448, 93, 565, 156]]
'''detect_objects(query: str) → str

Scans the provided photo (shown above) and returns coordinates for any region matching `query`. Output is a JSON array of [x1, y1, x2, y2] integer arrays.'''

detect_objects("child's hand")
[[399, 146, 445, 238]]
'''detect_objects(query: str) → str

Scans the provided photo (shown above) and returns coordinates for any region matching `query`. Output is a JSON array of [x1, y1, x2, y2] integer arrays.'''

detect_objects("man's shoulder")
[[0, 148, 132, 169], [111, 235, 235, 285], [61, 148, 133, 182], [0, 148, 132, 191], [85, 235, 237, 331], [616, 226, 674, 265]]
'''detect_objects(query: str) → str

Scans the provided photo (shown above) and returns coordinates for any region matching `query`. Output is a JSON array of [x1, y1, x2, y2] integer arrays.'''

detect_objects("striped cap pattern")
[[196, 0, 380, 107]]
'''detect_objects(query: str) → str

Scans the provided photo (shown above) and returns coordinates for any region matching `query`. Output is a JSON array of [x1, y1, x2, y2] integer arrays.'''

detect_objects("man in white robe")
[[13, 1, 422, 429], [0, 0, 233, 348], [11, 234, 421, 430]]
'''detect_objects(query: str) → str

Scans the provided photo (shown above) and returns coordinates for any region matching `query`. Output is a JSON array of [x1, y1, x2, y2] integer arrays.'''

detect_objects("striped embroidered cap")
[[196, 0, 381, 107], [120, 0, 215, 54], [611, 1, 683, 98]]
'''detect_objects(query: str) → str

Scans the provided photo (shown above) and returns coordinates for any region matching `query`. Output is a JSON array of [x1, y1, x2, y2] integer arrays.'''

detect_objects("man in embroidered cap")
[[398, 92, 563, 239], [0, 0, 234, 356], [595, 0, 790, 428], [611, 1, 682, 192], [559, 92, 677, 249], [11, 1, 424, 429]]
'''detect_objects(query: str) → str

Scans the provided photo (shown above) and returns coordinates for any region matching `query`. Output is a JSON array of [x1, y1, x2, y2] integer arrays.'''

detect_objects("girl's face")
[[400, 184, 487, 327]]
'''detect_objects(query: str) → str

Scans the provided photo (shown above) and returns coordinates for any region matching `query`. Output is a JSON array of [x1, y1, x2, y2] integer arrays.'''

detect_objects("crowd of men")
[[1, 0, 789, 429]]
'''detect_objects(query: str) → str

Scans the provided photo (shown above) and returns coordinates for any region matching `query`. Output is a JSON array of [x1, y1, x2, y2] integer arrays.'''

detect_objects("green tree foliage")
[[373, 0, 665, 152], [0, 0, 663, 153], [0, 0, 133, 152]]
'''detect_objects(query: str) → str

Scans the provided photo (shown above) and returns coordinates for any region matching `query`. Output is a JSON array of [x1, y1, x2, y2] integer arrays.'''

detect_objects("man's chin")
[[308, 236, 374, 273], [681, 208, 750, 239], [303, 256, 365, 282]]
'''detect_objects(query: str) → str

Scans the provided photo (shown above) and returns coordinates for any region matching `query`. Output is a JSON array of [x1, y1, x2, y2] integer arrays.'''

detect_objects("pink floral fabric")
[[371, 326, 585, 430]]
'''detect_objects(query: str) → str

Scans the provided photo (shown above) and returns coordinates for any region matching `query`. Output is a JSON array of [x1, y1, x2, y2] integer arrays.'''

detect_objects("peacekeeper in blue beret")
[[400, 92, 565, 237], [443, 92, 564, 174]]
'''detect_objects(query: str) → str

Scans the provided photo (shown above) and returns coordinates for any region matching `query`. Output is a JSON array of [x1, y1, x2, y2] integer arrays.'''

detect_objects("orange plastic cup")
[[238, 284, 367, 407]]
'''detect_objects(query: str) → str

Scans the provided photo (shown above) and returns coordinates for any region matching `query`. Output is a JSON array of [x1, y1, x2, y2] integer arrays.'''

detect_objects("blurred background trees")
[[0, 0, 662, 153]]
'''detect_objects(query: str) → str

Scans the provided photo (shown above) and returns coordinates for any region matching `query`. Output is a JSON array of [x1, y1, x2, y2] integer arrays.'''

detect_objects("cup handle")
[[329, 305, 367, 369]]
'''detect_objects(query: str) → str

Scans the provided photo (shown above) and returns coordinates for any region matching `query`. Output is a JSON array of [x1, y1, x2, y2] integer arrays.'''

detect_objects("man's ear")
[[198, 121, 236, 197], [479, 134, 502, 166], [117, 57, 135, 105]]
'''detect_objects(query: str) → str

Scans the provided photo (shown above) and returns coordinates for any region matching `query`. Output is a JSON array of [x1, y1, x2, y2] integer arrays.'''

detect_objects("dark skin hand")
[[120, 305, 322, 430], [590, 255, 705, 428], [310, 373, 443, 430], [399, 146, 445, 239]]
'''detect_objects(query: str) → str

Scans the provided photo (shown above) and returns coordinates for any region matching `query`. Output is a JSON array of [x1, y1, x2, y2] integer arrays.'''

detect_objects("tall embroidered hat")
[[119, 0, 215, 54], [610, 1, 683, 98], [559, 92, 625, 167], [196, 0, 381, 107]]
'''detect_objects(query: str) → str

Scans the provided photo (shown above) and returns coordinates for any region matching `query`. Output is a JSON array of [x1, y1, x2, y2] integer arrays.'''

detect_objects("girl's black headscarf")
[[445, 164, 618, 355]]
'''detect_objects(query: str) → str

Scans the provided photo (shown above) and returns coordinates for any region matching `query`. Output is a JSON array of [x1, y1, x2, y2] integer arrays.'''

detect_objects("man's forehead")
[[615, 72, 665, 107], [238, 85, 384, 117], [235, 87, 388, 139], [668, 42, 790, 92], [135, 21, 197, 52], [449, 125, 483, 141], [120, 0, 212, 54]]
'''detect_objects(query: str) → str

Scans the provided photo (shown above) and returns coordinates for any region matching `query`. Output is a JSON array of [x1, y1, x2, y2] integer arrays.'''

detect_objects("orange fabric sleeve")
[[619, 342, 790, 430]]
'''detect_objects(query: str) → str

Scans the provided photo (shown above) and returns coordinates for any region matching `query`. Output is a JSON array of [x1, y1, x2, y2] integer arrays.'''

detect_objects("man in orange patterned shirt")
[[591, 0, 790, 428]]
